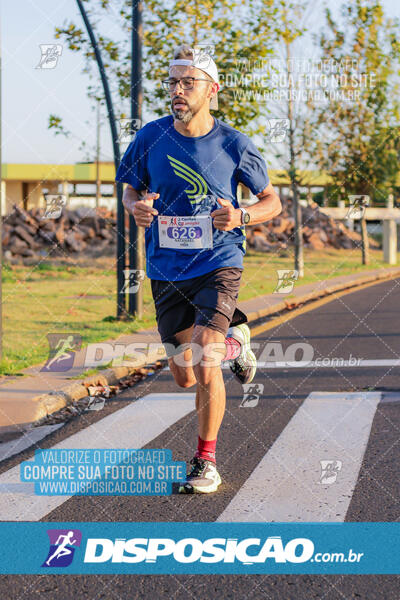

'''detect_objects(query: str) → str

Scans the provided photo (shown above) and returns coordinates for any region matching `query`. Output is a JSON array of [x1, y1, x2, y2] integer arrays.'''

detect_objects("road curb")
[[2, 349, 165, 439], [245, 268, 400, 322], [11, 267, 400, 433]]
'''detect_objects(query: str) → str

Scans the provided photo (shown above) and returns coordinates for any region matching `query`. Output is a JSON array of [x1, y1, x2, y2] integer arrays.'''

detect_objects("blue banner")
[[19, 449, 186, 496], [0, 522, 398, 574]]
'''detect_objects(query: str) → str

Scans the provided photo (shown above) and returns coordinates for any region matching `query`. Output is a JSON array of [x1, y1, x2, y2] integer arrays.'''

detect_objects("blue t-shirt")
[[115, 115, 269, 281]]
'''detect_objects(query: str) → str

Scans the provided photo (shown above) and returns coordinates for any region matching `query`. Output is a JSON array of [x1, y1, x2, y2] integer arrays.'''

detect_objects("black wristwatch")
[[239, 207, 250, 224]]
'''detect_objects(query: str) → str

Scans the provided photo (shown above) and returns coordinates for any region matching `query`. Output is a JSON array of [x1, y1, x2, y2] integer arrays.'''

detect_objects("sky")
[[2, 0, 400, 165]]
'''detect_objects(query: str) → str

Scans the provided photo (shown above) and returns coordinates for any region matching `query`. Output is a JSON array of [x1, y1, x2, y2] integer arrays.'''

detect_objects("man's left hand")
[[210, 198, 242, 231]]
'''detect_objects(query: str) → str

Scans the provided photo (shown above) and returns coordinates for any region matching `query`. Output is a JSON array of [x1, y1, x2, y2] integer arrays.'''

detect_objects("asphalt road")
[[1, 277, 399, 599]]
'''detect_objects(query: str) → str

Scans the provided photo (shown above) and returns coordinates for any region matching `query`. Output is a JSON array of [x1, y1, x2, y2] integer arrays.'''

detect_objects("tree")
[[52, 0, 278, 139], [258, 1, 311, 277], [310, 0, 400, 264]]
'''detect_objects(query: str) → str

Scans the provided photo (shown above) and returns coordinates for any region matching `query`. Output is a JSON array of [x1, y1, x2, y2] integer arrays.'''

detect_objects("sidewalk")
[[1, 266, 400, 436]]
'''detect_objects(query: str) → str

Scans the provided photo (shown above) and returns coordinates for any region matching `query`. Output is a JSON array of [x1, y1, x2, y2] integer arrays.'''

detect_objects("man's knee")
[[169, 360, 197, 388], [192, 363, 220, 386], [192, 326, 226, 369], [175, 372, 197, 388]]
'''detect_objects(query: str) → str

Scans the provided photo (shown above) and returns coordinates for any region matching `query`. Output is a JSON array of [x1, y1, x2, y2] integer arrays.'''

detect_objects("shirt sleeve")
[[235, 138, 269, 195], [115, 131, 149, 191]]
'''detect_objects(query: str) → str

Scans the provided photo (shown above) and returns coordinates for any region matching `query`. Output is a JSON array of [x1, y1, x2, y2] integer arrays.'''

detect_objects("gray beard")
[[171, 104, 194, 124]]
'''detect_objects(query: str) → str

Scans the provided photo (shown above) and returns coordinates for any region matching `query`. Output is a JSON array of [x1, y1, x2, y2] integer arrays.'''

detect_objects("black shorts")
[[151, 267, 247, 355]]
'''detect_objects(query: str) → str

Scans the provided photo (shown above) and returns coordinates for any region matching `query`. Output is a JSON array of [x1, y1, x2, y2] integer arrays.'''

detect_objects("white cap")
[[169, 49, 220, 110]]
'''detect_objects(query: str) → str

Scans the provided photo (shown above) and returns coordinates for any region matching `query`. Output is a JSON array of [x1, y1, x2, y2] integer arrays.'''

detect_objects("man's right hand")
[[123, 190, 160, 228]]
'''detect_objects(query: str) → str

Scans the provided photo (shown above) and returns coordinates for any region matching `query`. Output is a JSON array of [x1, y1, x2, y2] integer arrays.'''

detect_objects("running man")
[[46, 531, 77, 566], [45, 334, 76, 370], [116, 44, 281, 494]]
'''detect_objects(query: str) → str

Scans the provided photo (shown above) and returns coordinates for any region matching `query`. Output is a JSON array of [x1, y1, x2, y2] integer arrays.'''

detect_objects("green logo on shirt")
[[167, 154, 208, 204]]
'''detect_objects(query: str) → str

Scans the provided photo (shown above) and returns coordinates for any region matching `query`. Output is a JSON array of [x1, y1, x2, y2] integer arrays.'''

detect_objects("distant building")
[[0, 162, 333, 215]]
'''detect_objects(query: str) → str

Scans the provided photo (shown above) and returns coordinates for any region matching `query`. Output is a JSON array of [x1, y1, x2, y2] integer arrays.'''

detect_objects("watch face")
[[244, 212, 250, 224]]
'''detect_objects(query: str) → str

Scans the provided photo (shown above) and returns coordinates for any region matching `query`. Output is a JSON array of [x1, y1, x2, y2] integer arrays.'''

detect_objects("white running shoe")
[[227, 323, 257, 384], [179, 457, 222, 494]]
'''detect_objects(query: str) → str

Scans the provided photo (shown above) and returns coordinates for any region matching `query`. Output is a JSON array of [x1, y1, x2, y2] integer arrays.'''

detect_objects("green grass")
[[68, 363, 112, 380], [0, 261, 155, 375], [0, 247, 398, 375], [238, 246, 398, 301]]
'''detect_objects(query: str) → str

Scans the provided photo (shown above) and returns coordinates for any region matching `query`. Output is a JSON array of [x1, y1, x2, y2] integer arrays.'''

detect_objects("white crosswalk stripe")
[[0, 425, 64, 463], [0, 393, 195, 521], [256, 360, 400, 368], [218, 391, 381, 522], [0, 391, 383, 523]]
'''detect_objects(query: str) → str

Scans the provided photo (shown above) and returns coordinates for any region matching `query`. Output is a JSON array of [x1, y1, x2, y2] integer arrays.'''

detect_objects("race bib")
[[158, 215, 213, 250]]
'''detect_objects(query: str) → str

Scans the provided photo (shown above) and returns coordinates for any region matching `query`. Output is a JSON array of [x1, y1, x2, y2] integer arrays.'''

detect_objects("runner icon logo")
[[41, 333, 82, 372], [319, 460, 342, 485], [42, 194, 67, 219], [274, 270, 299, 294], [36, 44, 63, 69], [241, 383, 264, 408], [122, 269, 145, 294], [42, 529, 82, 568], [192, 195, 219, 215], [266, 119, 290, 143], [118, 118, 142, 144], [346, 195, 369, 220], [193, 44, 215, 68], [86, 397, 106, 412]]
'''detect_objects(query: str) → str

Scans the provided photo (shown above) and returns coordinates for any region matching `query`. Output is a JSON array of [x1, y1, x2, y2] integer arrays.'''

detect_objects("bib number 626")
[[168, 226, 201, 240]]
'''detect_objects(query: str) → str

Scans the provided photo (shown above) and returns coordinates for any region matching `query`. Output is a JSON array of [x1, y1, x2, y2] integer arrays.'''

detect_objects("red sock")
[[195, 436, 217, 463], [223, 337, 241, 361]]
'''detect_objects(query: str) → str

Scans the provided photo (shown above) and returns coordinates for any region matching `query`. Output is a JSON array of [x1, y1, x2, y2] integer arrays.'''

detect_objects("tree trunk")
[[360, 215, 369, 265], [286, 41, 304, 277], [292, 185, 304, 276]]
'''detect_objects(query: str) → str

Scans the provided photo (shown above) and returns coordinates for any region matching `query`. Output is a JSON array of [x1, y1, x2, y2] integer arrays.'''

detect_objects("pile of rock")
[[247, 198, 379, 252], [1, 205, 117, 262], [1, 199, 379, 263]]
